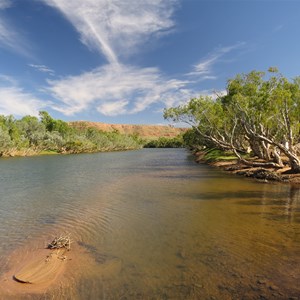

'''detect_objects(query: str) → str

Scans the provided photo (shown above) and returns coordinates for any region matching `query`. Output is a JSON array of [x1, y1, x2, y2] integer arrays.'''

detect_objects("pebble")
[[257, 279, 267, 285]]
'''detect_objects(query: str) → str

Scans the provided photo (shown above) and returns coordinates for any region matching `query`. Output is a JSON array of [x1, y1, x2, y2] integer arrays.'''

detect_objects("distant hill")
[[69, 121, 187, 139]]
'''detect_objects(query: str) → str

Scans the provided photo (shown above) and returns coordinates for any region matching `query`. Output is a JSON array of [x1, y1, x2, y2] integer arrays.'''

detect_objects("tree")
[[164, 96, 245, 152], [222, 69, 300, 171], [0, 127, 12, 153], [39, 111, 55, 132], [17, 116, 46, 147], [165, 68, 300, 172]]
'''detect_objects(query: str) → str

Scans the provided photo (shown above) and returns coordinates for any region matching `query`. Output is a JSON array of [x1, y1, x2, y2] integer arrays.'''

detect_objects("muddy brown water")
[[0, 149, 299, 299]]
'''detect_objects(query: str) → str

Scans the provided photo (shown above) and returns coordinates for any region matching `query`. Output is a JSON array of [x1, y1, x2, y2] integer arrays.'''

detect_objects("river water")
[[0, 149, 299, 299]]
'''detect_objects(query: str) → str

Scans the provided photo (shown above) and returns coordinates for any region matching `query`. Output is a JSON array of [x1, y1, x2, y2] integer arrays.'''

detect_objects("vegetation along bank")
[[0, 111, 186, 157], [164, 68, 300, 184], [0, 111, 144, 157]]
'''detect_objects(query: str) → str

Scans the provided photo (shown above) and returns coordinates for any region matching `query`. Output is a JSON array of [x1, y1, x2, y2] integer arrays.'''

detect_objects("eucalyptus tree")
[[164, 68, 300, 172], [0, 127, 12, 152], [0, 115, 22, 147], [16, 116, 46, 148], [222, 69, 300, 171], [164, 96, 245, 152]]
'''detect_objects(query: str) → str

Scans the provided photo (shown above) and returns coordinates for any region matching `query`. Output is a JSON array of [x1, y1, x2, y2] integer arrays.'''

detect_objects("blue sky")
[[0, 0, 300, 125]]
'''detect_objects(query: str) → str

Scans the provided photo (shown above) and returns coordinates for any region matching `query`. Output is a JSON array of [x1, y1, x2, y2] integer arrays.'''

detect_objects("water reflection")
[[286, 186, 300, 221], [237, 184, 300, 225]]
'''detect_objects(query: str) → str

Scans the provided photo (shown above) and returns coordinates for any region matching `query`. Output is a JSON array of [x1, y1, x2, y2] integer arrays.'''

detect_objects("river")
[[0, 149, 299, 299]]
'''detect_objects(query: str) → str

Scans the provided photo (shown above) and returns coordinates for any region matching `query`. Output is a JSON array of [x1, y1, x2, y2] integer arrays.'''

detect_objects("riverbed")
[[0, 149, 299, 299]]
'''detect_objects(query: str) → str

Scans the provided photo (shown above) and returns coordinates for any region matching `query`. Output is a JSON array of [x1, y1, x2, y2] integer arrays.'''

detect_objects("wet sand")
[[0, 238, 69, 297], [0, 234, 124, 299]]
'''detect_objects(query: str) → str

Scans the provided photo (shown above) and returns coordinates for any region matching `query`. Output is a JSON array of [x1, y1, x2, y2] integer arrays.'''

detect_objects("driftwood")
[[47, 234, 72, 250]]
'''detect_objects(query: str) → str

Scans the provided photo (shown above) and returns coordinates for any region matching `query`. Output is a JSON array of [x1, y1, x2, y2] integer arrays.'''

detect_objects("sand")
[[0, 246, 68, 296]]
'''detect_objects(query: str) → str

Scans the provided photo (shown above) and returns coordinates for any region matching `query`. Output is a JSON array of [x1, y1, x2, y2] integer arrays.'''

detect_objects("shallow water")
[[0, 149, 299, 299]]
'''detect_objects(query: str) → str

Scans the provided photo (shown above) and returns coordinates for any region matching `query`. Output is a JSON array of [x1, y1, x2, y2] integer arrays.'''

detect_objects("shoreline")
[[0, 147, 141, 159], [194, 150, 300, 185]]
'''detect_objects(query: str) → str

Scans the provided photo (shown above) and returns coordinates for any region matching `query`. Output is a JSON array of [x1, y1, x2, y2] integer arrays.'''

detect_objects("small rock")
[[257, 279, 267, 285], [250, 284, 261, 292], [176, 251, 186, 259]]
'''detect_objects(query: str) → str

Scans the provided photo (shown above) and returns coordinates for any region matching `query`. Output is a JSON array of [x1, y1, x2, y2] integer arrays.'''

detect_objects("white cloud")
[[46, 63, 192, 116], [42, 0, 177, 64], [28, 64, 55, 76], [0, 2, 31, 57], [35, 0, 244, 119], [274, 24, 283, 32], [129, 78, 190, 114], [45, 41, 239, 117], [0, 74, 17, 86], [188, 42, 246, 77], [0, 0, 11, 10], [0, 75, 46, 117], [0, 87, 46, 117], [38, 0, 198, 117], [0, 19, 17, 50], [97, 99, 129, 116]]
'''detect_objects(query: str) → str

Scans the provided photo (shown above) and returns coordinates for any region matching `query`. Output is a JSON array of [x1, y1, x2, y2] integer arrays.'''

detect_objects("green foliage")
[[183, 128, 207, 149], [0, 111, 144, 157], [144, 135, 184, 148], [0, 127, 12, 150], [164, 95, 237, 151], [203, 149, 237, 162], [16, 116, 46, 147], [164, 68, 300, 171]]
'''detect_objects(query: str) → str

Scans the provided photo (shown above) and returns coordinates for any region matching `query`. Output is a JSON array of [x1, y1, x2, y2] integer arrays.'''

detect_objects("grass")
[[38, 150, 60, 155], [203, 149, 237, 162]]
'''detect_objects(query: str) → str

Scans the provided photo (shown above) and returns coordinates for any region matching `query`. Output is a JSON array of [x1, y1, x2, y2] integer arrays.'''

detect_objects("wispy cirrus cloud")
[[46, 43, 245, 117], [38, 1, 244, 119], [28, 64, 55, 76], [42, 0, 178, 64], [273, 24, 283, 32], [0, 0, 31, 57], [0, 0, 11, 9], [188, 42, 246, 77], [0, 75, 47, 116], [0, 18, 20, 52], [97, 99, 129, 116], [40, 0, 213, 117], [47, 63, 191, 116]]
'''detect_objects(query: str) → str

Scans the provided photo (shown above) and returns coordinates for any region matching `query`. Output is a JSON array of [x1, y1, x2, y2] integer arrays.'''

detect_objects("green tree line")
[[164, 68, 300, 173], [0, 111, 144, 156], [143, 136, 184, 148]]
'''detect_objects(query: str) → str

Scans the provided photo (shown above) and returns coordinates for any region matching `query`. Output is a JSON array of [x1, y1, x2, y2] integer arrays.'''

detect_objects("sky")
[[0, 0, 300, 125]]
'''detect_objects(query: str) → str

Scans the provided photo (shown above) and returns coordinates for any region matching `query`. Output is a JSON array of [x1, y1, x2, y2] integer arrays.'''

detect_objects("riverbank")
[[0, 146, 141, 158], [194, 150, 300, 185], [0, 149, 60, 158]]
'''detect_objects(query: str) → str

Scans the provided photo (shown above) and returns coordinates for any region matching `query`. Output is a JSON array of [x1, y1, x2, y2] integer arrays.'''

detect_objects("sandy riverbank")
[[0, 234, 122, 299], [0, 233, 77, 298], [194, 151, 300, 185]]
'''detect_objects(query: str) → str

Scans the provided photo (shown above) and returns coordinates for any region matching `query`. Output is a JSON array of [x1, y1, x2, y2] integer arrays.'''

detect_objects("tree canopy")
[[164, 68, 300, 172]]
